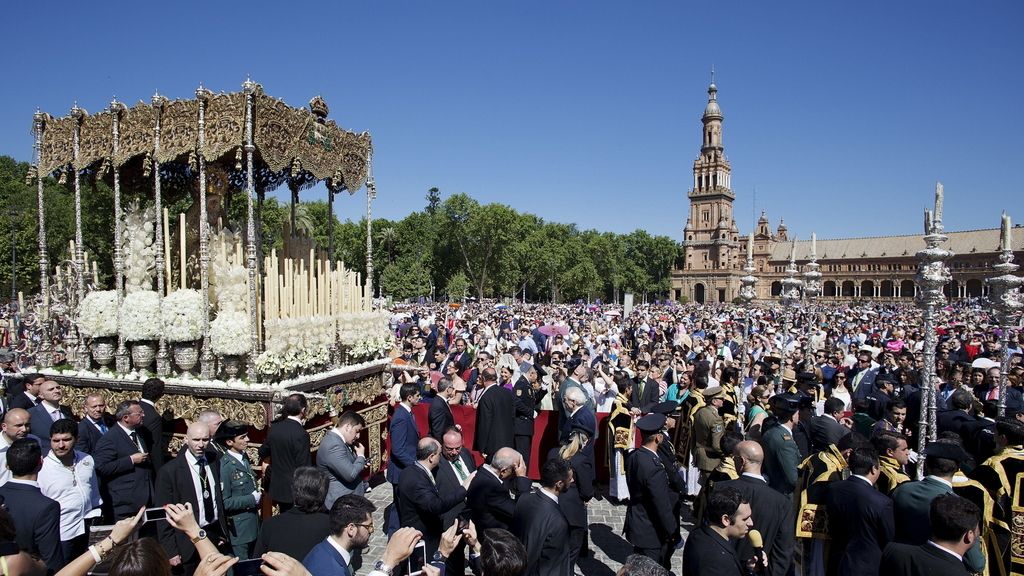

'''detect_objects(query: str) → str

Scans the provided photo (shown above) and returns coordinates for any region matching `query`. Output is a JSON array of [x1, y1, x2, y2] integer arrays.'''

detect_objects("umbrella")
[[538, 325, 570, 337], [972, 357, 1000, 370], [494, 304, 509, 309], [390, 312, 412, 323], [603, 310, 622, 317]]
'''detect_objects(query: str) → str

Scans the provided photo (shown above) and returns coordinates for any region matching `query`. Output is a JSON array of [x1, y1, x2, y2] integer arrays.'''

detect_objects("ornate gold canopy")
[[37, 84, 372, 194]]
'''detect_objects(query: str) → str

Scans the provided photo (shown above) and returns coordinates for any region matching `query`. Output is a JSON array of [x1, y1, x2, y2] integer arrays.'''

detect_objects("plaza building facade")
[[670, 82, 1024, 304]]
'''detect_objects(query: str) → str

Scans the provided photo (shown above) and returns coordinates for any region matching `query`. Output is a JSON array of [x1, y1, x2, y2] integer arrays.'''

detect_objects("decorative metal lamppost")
[[915, 183, 953, 476], [802, 233, 822, 371], [987, 212, 1023, 416], [738, 233, 759, 379], [780, 239, 804, 365]]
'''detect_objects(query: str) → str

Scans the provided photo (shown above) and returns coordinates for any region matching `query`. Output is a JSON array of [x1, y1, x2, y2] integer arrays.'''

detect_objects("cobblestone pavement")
[[361, 480, 695, 576]]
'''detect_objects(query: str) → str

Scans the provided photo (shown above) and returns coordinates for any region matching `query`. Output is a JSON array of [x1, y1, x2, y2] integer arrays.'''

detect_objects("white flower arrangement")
[[161, 289, 205, 342], [210, 310, 251, 356], [119, 290, 162, 342], [122, 201, 156, 293], [78, 290, 119, 338], [258, 316, 335, 378], [338, 311, 393, 361], [210, 240, 248, 313]]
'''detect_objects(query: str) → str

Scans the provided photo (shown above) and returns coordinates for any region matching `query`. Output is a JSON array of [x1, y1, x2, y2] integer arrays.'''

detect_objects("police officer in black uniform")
[[624, 413, 679, 570], [512, 363, 546, 471]]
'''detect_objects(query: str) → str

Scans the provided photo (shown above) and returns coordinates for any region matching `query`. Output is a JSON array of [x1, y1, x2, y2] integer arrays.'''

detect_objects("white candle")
[[924, 208, 932, 235], [179, 213, 187, 290], [92, 261, 99, 285], [18, 291, 24, 311], [934, 182, 943, 225], [1001, 212, 1012, 252]]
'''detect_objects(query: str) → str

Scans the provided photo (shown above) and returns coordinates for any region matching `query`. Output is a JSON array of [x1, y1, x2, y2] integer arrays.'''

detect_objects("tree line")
[[0, 157, 681, 304]]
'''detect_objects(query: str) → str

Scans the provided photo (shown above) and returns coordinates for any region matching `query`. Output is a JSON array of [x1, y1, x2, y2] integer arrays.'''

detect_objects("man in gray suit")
[[318, 411, 368, 509]]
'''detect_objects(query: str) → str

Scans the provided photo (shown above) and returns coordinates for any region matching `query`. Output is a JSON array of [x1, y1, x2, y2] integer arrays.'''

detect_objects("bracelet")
[[88, 546, 102, 564]]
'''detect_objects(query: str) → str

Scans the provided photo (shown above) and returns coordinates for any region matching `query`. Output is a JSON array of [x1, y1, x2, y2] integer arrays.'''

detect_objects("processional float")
[[26, 81, 394, 470]]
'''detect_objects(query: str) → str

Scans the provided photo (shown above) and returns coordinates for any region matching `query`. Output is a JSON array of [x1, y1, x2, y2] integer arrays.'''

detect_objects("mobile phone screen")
[[143, 507, 167, 522], [406, 541, 427, 576], [234, 559, 264, 576]]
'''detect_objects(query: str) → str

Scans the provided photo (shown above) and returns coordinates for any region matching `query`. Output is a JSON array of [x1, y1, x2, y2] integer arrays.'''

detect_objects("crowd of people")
[[0, 297, 1020, 576], [378, 299, 1021, 575]]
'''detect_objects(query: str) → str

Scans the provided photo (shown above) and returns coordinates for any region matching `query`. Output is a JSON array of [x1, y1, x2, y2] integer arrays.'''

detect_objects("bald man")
[[155, 422, 230, 573], [1, 408, 45, 485], [397, 437, 473, 558], [714, 441, 794, 576]]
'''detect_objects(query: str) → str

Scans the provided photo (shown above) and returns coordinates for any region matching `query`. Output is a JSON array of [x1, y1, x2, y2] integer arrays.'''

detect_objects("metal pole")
[[987, 212, 1022, 416], [32, 110, 52, 367], [197, 86, 215, 380], [9, 208, 17, 346], [915, 183, 953, 478], [152, 93, 170, 376], [738, 235, 759, 412], [803, 234, 822, 372], [71, 104, 89, 370], [243, 79, 260, 382], [111, 99, 129, 374], [366, 157, 376, 302], [780, 239, 803, 375]]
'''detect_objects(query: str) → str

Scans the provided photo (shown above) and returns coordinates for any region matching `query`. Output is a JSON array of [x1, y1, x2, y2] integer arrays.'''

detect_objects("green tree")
[[443, 270, 470, 301], [379, 256, 432, 300], [442, 194, 522, 299], [425, 187, 441, 215]]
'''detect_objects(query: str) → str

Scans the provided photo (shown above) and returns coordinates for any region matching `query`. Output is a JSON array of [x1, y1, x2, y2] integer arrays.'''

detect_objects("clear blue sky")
[[2, 1, 1021, 242]]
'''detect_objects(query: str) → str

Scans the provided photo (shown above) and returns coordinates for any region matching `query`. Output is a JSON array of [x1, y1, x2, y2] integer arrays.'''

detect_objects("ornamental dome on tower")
[[703, 82, 723, 121]]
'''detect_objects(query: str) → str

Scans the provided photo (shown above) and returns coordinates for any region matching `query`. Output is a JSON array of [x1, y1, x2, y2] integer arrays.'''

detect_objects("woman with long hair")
[[744, 383, 772, 440]]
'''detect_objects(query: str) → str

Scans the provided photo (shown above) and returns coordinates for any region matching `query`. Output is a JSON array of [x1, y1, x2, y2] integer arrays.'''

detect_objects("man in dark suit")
[[0, 438, 63, 572], [513, 364, 546, 469], [624, 414, 678, 569], [716, 441, 794, 576], [75, 393, 112, 455], [466, 447, 531, 531], [473, 368, 515, 463], [682, 486, 753, 576], [436, 428, 477, 575], [809, 397, 851, 454], [397, 437, 471, 558], [428, 377, 461, 441], [139, 377, 167, 474], [319, 411, 368, 509], [259, 393, 311, 512], [156, 422, 231, 574], [826, 447, 896, 576], [937, 389, 974, 437], [891, 441, 986, 572], [8, 373, 43, 410], [631, 361, 661, 414], [386, 383, 421, 533], [253, 467, 331, 562], [881, 493, 980, 576], [93, 400, 153, 519], [560, 387, 597, 457], [511, 458, 572, 576], [26, 379, 72, 441]]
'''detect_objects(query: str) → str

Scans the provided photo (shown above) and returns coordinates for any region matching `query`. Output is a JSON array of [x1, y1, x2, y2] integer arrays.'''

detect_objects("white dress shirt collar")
[[926, 540, 963, 561], [326, 535, 353, 567]]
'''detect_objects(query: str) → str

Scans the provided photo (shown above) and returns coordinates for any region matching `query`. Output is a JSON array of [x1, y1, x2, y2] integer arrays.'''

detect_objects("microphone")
[[748, 529, 765, 573]]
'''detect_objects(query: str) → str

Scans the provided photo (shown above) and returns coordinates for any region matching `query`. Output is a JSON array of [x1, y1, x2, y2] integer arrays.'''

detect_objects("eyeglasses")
[[351, 523, 375, 533]]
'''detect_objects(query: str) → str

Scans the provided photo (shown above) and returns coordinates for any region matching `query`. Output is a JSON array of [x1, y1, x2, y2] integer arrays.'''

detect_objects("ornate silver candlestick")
[[986, 212, 1022, 416], [915, 183, 953, 477], [738, 234, 759, 382], [803, 233, 822, 371], [780, 239, 803, 370]]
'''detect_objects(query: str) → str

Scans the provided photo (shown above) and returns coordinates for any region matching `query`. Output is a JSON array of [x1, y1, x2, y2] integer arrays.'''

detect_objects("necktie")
[[34, 397, 43, 406], [96, 419, 108, 434], [129, 431, 144, 452], [453, 458, 469, 483], [197, 458, 215, 524]]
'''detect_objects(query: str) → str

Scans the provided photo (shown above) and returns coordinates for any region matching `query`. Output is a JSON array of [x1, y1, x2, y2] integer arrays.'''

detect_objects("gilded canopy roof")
[[37, 83, 372, 194]]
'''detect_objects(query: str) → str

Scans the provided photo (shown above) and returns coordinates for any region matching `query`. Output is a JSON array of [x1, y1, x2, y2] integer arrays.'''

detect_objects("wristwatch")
[[190, 529, 207, 544], [372, 560, 393, 575], [432, 550, 447, 562]]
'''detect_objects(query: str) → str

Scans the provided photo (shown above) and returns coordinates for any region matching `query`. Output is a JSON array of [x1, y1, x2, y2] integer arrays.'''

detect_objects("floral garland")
[[209, 310, 250, 356], [122, 201, 156, 293], [161, 289, 204, 343], [78, 290, 118, 338], [119, 290, 162, 342]]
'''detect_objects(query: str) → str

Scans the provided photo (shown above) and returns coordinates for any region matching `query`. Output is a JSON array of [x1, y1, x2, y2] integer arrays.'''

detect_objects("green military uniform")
[[762, 422, 801, 496], [892, 475, 987, 573], [876, 455, 911, 497], [970, 445, 1024, 576], [692, 404, 724, 477], [219, 449, 261, 559]]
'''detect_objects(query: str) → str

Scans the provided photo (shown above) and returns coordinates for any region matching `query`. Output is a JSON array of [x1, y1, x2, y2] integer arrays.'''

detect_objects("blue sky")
[[2, 1, 1021, 242]]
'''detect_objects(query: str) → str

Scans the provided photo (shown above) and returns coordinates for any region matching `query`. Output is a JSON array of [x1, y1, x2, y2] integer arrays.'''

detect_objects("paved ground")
[[361, 480, 695, 575]]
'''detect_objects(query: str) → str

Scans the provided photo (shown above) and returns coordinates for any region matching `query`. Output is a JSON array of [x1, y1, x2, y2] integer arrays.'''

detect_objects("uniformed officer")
[[968, 417, 1024, 573], [693, 386, 727, 487], [624, 414, 679, 570], [871, 431, 911, 496], [762, 394, 802, 497], [651, 401, 686, 544], [215, 421, 261, 560], [513, 363, 546, 469]]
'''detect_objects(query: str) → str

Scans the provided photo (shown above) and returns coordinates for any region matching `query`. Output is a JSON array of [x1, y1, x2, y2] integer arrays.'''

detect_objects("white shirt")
[[325, 535, 353, 567], [41, 401, 65, 422], [184, 451, 219, 527], [39, 451, 103, 540], [539, 487, 560, 505], [926, 540, 963, 561], [118, 423, 146, 453], [0, 434, 14, 486]]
